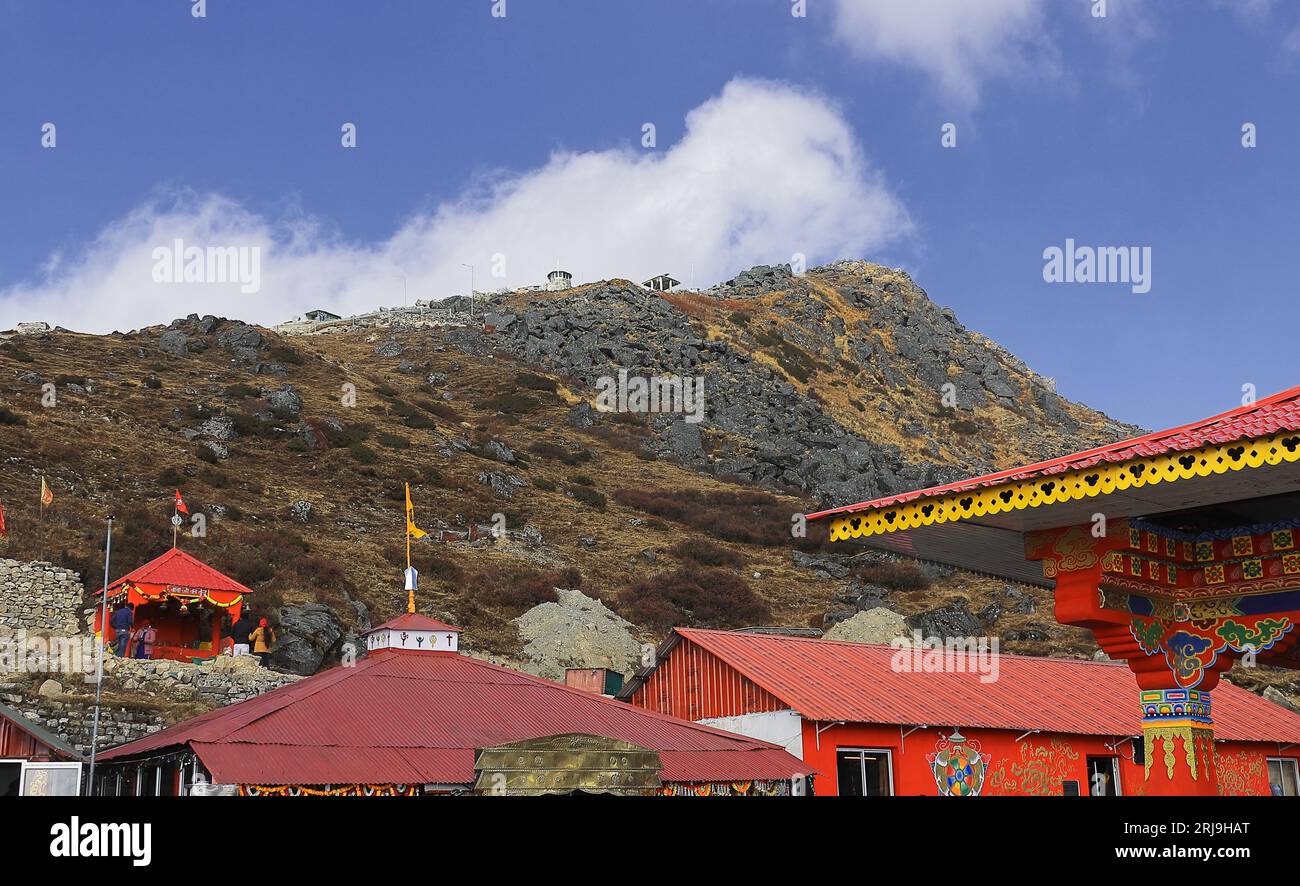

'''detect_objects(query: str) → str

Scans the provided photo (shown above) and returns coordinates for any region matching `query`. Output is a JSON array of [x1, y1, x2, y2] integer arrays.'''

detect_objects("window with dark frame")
[[835, 748, 893, 796]]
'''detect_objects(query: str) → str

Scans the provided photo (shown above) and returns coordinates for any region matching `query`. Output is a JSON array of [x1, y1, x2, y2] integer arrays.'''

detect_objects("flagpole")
[[37, 477, 45, 563], [87, 514, 114, 796]]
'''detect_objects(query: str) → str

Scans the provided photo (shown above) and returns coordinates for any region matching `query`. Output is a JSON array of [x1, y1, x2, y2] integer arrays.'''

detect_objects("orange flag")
[[0, 500, 7, 537], [405, 483, 427, 539], [39, 476, 53, 508], [174, 489, 189, 515]]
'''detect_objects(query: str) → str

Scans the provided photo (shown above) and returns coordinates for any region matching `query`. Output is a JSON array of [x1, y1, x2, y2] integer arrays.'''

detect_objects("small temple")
[[94, 548, 254, 664], [807, 383, 1300, 795]]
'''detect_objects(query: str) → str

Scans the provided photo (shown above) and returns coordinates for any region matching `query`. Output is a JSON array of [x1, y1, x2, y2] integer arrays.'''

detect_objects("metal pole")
[[87, 514, 114, 795], [461, 263, 474, 321]]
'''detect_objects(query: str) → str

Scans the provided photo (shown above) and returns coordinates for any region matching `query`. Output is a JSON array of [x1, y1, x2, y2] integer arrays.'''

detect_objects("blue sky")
[[1, 0, 1298, 429]]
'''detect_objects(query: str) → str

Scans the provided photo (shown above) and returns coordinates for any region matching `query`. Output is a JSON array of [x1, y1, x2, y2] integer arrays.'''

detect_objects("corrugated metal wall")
[[0, 717, 55, 760], [631, 637, 788, 720]]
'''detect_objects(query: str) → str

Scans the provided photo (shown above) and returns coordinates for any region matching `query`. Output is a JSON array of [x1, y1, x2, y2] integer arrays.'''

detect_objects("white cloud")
[[0, 78, 911, 334], [828, 0, 1054, 106]]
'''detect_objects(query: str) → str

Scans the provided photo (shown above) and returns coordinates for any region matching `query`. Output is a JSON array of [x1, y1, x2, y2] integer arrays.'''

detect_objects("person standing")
[[249, 618, 276, 667], [230, 610, 255, 657], [135, 619, 157, 660], [109, 604, 133, 657]]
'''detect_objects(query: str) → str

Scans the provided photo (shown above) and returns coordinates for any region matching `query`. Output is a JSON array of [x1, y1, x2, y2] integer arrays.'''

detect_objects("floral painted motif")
[[1216, 749, 1269, 796], [985, 738, 1081, 796]]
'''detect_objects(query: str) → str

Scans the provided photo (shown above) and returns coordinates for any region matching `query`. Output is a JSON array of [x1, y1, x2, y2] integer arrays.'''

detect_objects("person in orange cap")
[[249, 617, 277, 668]]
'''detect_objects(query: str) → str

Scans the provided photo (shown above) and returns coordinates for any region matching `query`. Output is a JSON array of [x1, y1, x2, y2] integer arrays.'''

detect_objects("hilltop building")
[[643, 273, 680, 292], [622, 628, 1300, 796], [546, 269, 573, 291]]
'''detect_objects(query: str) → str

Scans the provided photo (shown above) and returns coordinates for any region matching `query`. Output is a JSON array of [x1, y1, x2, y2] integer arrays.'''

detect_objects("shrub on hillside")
[[515, 372, 557, 393], [528, 441, 592, 465], [481, 393, 540, 414], [668, 539, 746, 568], [376, 432, 410, 449], [421, 400, 463, 423], [613, 487, 790, 546], [852, 560, 931, 592], [476, 566, 562, 610], [570, 486, 606, 510], [349, 443, 378, 463], [619, 567, 769, 629], [224, 383, 259, 399]]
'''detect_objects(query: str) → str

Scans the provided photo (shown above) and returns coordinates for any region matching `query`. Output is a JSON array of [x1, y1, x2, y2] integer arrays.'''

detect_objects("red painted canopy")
[[808, 384, 1300, 522], [98, 548, 253, 618]]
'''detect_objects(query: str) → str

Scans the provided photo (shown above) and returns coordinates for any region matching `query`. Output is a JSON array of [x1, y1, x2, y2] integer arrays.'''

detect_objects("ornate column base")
[[1139, 689, 1218, 796]]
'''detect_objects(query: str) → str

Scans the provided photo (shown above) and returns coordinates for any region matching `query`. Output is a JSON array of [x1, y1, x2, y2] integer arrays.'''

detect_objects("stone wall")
[[0, 655, 299, 755], [0, 691, 162, 754], [0, 558, 84, 636], [0, 556, 301, 755]]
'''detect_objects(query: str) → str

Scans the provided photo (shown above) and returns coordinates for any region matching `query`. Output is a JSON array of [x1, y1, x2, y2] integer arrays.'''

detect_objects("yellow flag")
[[39, 476, 53, 508], [405, 483, 427, 539]]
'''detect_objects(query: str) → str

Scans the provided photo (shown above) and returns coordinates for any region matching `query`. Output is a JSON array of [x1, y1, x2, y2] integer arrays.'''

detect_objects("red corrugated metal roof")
[[808, 384, 1300, 520], [99, 648, 814, 785], [674, 628, 1300, 743], [368, 612, 461, 633], [99, 547, 256, 596]]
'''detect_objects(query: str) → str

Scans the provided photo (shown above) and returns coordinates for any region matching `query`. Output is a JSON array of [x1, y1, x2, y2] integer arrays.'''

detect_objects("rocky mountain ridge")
[[0, 260, 1138, 678]]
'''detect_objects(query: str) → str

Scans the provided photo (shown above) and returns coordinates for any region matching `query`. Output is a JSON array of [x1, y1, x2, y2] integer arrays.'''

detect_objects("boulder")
[[513, 589, 642, 681], [263, 385, 302, 415], [270, 603, 344, 675], [482, 439, 516, 464], [158, 330, 189, 357], [215, 322, 263, 352], [906, 602, 982, 640], [1264, 686, 1300, 714], [565, 402, 596, 428], [824, 608, 908, 644], [478, 470, 524, 499], [199, 415, 237, 441]]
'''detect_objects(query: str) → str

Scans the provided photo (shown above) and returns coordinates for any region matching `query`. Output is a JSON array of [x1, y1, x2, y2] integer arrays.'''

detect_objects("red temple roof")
[[655, 629, 1300, 743], [101, 547, 256, 597], [99, 647, 813, 785], [367, 612, 461, 633], [808, 384, 1300, 521]]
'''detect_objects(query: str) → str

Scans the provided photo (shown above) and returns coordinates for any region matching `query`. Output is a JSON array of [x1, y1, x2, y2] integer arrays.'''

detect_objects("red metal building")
[[805, 383, 1300, 795], [621, 628, 1300, 796], [95, 613, 813, 796], [1, 701, 84, 796]]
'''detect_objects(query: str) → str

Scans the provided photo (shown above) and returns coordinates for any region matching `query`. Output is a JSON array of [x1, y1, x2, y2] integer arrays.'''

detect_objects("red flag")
[[174, 489, 189, 516], [0, 500, 7, 537]]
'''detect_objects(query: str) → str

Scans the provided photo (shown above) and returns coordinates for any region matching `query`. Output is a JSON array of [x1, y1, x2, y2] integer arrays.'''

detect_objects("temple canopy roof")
[[99, 547, 256, 598], [808, 385, 1300, 585]]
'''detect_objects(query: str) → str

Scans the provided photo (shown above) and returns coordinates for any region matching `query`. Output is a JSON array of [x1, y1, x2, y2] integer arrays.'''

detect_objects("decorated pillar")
[[1024, 519, 1300, 796], [1138, 688, 1217, 795]]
